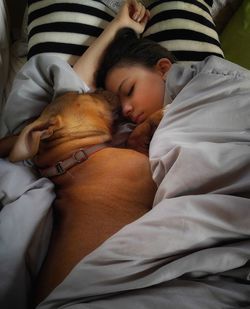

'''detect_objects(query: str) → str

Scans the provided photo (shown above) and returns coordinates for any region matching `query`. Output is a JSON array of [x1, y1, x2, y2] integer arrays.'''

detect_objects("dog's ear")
[[8, 116, 61, 162]]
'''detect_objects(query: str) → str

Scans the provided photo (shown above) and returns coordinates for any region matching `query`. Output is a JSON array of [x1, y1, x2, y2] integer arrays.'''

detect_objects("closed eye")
[[127, 85, 134, 97]]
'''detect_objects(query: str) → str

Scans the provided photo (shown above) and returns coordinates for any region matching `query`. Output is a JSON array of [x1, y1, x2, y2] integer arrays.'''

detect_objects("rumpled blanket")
[[0, 160, 55, 308], [0, 54, 88, 309], [0, 54, 250, 309]]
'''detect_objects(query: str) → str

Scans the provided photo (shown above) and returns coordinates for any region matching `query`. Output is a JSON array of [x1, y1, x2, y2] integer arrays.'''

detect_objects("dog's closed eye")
[[94, 89, 120, 111]]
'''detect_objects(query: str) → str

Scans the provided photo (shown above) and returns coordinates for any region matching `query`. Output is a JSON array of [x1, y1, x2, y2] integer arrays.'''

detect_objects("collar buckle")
[[73, 149, 88, 163], [55, 161, 65, 175]]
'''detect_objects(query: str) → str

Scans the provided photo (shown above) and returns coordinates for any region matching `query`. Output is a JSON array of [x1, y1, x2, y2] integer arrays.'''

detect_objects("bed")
[[0, 0, 250, 308]]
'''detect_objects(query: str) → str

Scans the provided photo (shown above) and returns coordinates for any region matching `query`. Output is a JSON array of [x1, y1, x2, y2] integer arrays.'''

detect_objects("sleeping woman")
[[73, 0, 250, 152]]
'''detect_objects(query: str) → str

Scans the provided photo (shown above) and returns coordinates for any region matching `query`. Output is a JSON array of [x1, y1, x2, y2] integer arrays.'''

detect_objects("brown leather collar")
[[39, 143, 108, 178]]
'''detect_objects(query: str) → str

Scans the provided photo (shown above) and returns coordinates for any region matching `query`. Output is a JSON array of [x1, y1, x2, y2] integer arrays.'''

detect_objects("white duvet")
[[0, 54, 250, 309]]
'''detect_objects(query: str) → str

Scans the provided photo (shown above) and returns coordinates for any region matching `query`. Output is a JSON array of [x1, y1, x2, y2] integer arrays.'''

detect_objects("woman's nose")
[[122, 101, 133, 117]]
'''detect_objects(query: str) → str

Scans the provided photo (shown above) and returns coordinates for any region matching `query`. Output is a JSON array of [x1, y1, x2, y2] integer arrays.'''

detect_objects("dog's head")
[[2, 91, 119, 162]]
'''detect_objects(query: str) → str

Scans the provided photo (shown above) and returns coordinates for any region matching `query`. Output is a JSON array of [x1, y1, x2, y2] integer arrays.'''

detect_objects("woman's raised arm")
[[73, 0, 149, 90]]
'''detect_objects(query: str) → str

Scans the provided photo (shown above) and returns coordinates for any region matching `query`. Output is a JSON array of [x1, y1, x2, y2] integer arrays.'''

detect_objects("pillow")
[[143, 0, 224, 62], [27, 0, 224, 65], [27, 0, 115, 65]]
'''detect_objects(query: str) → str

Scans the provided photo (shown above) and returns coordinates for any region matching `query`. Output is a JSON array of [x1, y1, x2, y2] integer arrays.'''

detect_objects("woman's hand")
[[115, 0, 150, 34], [73, 0, 149, 89]]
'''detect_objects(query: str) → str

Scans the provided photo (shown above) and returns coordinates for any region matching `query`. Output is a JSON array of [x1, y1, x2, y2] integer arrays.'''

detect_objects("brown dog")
[[0, 91, 157, 303]]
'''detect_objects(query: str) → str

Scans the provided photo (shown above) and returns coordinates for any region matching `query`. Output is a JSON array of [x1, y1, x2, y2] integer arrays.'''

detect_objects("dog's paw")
[[127, 109, 164, 155], [127, 121, 151, 155]]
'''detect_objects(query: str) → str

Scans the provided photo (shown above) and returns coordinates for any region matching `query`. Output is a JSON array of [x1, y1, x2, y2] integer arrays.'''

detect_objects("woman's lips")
[[134, 113, 144, 124]]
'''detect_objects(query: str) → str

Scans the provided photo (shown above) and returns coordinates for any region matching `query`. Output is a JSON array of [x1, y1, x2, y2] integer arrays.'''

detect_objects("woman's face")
[[105, 63, 167, 124]]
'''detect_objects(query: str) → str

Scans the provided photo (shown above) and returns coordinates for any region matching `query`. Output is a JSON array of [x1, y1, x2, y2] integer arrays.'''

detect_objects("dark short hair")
[[95, 27, 176, 89]]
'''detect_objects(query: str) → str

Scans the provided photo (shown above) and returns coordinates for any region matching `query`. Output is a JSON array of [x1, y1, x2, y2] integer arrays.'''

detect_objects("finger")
[[132, 1, 144, 21], [140, 9, 150, 27], [136, 4, 146, 22]]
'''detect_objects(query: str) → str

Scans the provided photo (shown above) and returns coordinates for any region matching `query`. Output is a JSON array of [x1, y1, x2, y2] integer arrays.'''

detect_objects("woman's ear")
[[155, 58, 172, 77]]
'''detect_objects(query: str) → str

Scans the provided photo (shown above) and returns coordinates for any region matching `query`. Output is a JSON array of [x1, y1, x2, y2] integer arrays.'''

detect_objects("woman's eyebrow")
[[118, 78, 128, 94]]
